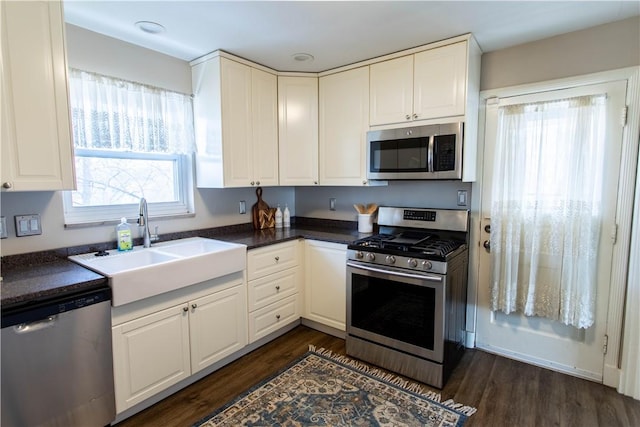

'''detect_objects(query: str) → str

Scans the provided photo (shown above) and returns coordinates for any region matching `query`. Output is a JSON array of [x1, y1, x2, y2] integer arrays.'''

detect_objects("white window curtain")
[[68, 69, 194, 154], [490, 94, 607, 329]]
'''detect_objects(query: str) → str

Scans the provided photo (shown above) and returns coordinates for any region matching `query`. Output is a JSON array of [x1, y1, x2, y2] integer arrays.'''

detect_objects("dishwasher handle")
[[13, 315, 58, 334]]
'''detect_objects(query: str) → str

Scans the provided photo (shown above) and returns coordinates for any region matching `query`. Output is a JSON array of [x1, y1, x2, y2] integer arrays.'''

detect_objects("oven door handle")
[[347, 261, 443, 282]]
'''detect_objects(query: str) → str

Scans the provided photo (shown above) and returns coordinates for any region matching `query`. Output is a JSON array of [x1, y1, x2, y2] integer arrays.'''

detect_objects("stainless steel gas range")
[[346, 206, 469, 388]]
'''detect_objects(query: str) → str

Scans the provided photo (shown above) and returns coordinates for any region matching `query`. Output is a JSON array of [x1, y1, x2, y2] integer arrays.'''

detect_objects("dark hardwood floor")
[[115, 325, 640, 427]]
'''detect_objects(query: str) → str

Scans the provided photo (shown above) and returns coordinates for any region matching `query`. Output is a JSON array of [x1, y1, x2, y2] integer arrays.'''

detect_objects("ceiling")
[[63, 1, 640, 73]]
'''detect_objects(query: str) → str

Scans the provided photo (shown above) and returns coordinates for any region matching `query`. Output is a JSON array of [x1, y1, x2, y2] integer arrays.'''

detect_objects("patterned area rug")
[[194, 346, 476, 427]]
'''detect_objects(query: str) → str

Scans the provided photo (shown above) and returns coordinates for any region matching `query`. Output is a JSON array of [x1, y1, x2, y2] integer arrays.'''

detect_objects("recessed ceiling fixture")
[[135, 21, 166, 34], [292, 53, 314, 63]]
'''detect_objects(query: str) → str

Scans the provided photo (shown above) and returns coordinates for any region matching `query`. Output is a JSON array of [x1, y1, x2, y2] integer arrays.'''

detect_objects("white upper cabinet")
[[370, 41, 469, 126], [1, 1, 76, 191], [191, 54, 278, 188], [369, 55, 414, 126], [413, 41, 467, 120], [278, 76, 319, 186], [319, 66, 370, 186]]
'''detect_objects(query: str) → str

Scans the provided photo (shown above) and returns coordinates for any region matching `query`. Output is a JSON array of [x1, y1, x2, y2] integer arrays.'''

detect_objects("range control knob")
[[355, 251, 364, 259], [408, 259, 418, 268], [385, 255, 396, 264], [366, 252, 376, 261], [422, 260, 433, 270]]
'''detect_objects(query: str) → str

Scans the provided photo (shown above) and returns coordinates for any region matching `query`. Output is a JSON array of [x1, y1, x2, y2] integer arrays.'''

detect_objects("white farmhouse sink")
[[69, 237, 247, 306]]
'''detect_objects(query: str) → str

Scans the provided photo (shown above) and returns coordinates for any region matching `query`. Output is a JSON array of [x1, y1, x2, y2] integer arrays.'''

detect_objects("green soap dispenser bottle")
[[116, 217, 133, 251]]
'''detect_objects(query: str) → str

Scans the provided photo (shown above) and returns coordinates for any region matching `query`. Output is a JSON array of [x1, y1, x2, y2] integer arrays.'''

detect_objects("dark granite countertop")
[[1, 261, 108, 311], [1, 218, 367, 311]]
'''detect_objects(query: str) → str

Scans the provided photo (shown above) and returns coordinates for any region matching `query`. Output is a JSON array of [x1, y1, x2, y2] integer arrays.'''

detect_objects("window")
[[64, 69, 195, 225]]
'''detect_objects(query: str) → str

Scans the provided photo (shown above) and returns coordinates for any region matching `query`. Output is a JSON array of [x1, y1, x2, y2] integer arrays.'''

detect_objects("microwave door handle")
[[428, 135, 435, 173]]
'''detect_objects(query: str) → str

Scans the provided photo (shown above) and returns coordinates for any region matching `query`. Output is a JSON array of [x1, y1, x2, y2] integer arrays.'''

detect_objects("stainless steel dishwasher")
[[1, 285, 116, 427]]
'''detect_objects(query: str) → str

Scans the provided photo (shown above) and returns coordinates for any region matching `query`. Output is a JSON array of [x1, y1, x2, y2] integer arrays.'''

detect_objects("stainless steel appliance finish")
[[346, 207, 469, 388], [1, 286, 116, 427], [367, 122, 463, 180]]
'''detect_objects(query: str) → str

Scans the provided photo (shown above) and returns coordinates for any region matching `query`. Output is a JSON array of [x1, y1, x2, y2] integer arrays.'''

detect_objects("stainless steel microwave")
[[366, 123, 463, 180]]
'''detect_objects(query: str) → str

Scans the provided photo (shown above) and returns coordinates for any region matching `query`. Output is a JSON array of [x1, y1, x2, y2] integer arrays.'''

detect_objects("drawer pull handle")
[[183, 306, 189, 312], [191, 303, 197, 309], [275, 256, 280, 262], [276, 314, 281, 320], [275, 285, 280, 291]]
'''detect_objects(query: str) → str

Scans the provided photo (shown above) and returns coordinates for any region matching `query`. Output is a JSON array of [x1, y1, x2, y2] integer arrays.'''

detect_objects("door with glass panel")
[[476, 80, 627, 382]]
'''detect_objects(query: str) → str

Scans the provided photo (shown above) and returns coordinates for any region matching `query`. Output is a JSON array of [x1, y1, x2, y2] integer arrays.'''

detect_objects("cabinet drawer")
[[248, 267, 299, 311], [247, 241, 299, 279], [248, 294, 299, 343]]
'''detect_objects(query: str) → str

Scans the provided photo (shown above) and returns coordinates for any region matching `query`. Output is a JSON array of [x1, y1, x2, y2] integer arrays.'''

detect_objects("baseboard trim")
[[476, 343, 602, 383]]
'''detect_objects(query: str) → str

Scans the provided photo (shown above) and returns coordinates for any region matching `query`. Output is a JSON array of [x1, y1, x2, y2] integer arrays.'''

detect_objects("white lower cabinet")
[[111, 275, 247, 414], [247, 240, 302, 342], [303, 240, 347, 331]]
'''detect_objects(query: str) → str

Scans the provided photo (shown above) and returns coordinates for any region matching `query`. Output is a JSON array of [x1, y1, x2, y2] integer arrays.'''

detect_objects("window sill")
[[64, 212, 196, 229]]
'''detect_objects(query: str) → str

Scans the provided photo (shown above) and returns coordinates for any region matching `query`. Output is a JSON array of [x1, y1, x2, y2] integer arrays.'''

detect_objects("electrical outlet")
[[330, 198, 336, 211], [0, 217, 7, 239], [239, 200, 246, 214], [14, 214, 42, 237], [457, 190, 468, 206]]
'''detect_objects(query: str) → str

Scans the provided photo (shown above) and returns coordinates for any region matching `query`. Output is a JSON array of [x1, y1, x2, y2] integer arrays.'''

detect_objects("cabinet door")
[[112, 304, 190, 413], [220, 58, 253, 187], [189, 284, 247, 373], [413, 42, 467, 120], [251, 68, 279, 186], [319, 67, 369, 186], [304, 240, 347, 331], [1, 1, 75, 191], [369, 55, 413, 126], [278, 76, 318, 185]]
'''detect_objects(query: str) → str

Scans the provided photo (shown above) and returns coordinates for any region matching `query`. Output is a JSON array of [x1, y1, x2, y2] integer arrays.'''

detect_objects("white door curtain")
[[490, 94, 607, 329]]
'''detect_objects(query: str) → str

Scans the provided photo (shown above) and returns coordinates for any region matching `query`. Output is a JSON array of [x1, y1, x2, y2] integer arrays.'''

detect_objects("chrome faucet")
[[138, 198, 158, 248]]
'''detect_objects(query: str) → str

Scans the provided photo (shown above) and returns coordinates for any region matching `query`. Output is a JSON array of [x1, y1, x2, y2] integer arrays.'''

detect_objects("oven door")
[[346, 260, 445, 362]]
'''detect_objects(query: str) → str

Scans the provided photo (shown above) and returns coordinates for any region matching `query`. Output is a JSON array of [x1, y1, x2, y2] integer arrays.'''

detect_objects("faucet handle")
[[151, 225, 160, 242]]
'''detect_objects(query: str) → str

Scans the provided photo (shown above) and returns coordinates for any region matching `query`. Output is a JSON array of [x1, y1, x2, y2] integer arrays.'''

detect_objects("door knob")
[[483, 240, 491, 252]]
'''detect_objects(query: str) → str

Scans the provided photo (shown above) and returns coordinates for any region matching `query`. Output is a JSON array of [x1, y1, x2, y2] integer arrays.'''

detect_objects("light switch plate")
[[0, 217, 7, 239], [330, 198, 336, 211], [457, 190, 468, 206], [14, 214, 42, 237], [239, 200, 246, 214]]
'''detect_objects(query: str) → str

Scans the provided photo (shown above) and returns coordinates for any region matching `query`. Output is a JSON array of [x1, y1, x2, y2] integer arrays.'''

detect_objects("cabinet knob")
[[275, 256, 280, 262], [250, 181, 255, 186], [314, 181, 318, 185], [191, 303, 197, 309], [362, 180, 367, 185], [256, 181, 260, 185], [2, 182, 12, 189], [276, 314, 281, 320], [405, 114, 411, 120], [275, 285, 280, 291], [183, 306, 189, 312], [413, 113, 418, 119]]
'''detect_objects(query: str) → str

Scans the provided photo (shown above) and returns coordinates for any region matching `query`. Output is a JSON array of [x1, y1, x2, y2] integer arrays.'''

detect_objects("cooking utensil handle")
[[347, 261, 442, 282]]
